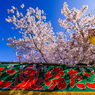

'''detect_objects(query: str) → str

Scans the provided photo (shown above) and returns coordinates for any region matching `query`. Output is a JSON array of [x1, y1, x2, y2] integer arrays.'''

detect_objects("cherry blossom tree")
[[5, 4, 56, 63], [58, 2, 95, 65], [5, 3, 95, 65]]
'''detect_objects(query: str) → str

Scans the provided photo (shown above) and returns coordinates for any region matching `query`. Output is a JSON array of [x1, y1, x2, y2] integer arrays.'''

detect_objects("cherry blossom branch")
[[30, 33, 48, 63]]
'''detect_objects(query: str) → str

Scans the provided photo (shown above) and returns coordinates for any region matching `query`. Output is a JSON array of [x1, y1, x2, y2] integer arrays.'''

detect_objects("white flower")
[[1, 38, 4, 41], [42, 16, 46, 19], [10, 9, 14, 13], [67, 29, 71, 32], [5, 18, 11, 22], [42, 10, 44, 14], [7, 9, 10, 13], [11, 27, 14, 29], [21, 4, 25, 8], [14, 36, 16, 39], [12, 6, 15, 10], [16, 11, 20, 17]]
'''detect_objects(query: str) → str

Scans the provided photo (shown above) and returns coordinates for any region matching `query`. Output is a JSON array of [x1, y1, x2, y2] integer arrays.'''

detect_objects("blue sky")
[[0, 0, 95, 62]]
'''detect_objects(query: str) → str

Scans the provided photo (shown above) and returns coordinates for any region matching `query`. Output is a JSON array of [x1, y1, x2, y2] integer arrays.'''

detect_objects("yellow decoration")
[[21, 62, 24, 64], [88, 32, 95, 45]]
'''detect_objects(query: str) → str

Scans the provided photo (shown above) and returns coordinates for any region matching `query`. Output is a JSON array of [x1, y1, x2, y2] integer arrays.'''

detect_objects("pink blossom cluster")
[[5, 3, 95, 65]]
